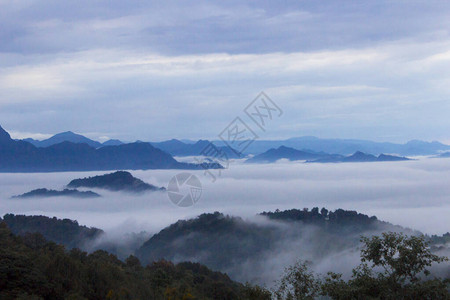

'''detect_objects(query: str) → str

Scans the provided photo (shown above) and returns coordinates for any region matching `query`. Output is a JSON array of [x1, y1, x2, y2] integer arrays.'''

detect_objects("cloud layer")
[[0, 1, 450, 142], [1, 158, 449, 235], [1, 158, 449, 285]]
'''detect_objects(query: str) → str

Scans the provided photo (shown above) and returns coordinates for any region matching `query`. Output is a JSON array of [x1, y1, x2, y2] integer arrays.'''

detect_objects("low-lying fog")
[[1, 157, 449, 285], [1, 157, 448, 235]]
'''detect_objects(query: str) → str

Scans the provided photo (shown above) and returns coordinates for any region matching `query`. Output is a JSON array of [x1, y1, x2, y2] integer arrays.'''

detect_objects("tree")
[[242, 283, 271, 300], [322, 232, 449, 299], [273, 261, 320, 300], [275, 232, 449, 300]]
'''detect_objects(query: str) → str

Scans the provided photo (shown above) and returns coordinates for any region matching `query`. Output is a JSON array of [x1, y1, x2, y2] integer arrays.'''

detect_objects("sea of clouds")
[[1, 157, 449, 285], [0, 157, 449, 236]]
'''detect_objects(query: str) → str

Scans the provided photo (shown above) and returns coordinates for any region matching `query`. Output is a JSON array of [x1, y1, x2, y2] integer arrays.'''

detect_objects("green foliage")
[[241, 283, 272, 300], [2, 212, 449, 300], [276, 232, 449, 300], [1, 214, 103, 249], [273, 261, 320, 300], [137, 208, 400, 279], [137, 212, 280, 270], [429, 232, 450, 245], [0, 222, 261, 300], [360, 232, 447, 284], [261, 208, 381, 233]]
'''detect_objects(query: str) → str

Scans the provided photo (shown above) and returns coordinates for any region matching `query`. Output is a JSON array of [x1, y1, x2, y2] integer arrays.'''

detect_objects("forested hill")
[[260, 208, 387, 233], [67, 171, 165, 192], [1, 214, 103, 249], [0, 223, 261, 300], [1, 209, 447, 294], [135, 208, 414, 283]]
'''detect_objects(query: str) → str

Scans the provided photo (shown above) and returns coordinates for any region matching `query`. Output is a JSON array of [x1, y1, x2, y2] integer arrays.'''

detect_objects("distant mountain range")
[[0, 125, 221, 172], [14, 128, 450, 157], [24, 131, 104, 148], [24, 131, 124, 148], [246, 146, 410, 163], [439, 152, 450, 158], [4, 125, 450, 170], [150, 139, 241, 158], [311, 151, 410, 163], [216, 136, 450, 156], [21, 131, 237, 157]]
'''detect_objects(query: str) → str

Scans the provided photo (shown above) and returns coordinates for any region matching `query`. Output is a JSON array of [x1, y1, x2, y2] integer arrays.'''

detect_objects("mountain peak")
[[67, 171, 165, 192], [0, 125, 12, 143], [55, 131, 77, 136], [352, 151, 366, 156], [34, 131, 103, 148], [194, 139, 211, 146], [102, 139, 123, 146]]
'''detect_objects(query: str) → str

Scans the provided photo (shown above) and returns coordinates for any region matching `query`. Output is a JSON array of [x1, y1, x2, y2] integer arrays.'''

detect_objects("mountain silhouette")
[[245, 146, 410, 164], [0, 126, 222, 172], [245, 146, 332, 163], [25, 131, 102, 148], [216, 136, 450, 156], [439, 152, 450, 157], [0, 125, 12, 143], [151, 139, 241, 158], [12, 188, 100, 199], [310, 151, 410, 163], [343, 151, 378, 162], [67, 171, 165, 193], [135, 208, 415, 282], [102, 139, 123, 146]]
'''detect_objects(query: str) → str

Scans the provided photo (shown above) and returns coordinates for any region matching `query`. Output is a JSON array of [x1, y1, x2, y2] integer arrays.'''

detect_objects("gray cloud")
[[1, 1, 450, 55], [0, 1, 450, 142]]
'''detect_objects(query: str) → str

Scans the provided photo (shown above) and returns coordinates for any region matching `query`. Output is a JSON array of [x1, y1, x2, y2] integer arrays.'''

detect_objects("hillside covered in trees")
[[1, 213, 448, 299], [136, 208, 420, 283], [1, 214, 103, 249], [67, 171, 166, 193], [0, 223, 260, 299]]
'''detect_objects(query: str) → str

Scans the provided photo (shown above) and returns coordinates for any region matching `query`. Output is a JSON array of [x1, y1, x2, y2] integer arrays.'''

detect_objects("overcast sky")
[[1, 0, 450, 143]]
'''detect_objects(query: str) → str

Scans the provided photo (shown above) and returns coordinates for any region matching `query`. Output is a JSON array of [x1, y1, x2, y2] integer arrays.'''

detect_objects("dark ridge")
[[135, 208, 416, 282], [1, 213, 103, 249], [309, 151, 410, 163], [67, 171, 166, 192], [0, 223, 246, 299], [0, 125, 222, 172], [12, 188, 101, 199], [245, 146, 410, 164]]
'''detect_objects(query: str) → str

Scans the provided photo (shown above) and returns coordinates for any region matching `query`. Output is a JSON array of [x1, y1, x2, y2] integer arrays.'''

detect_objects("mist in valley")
[[1, 157, 449, 286]]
